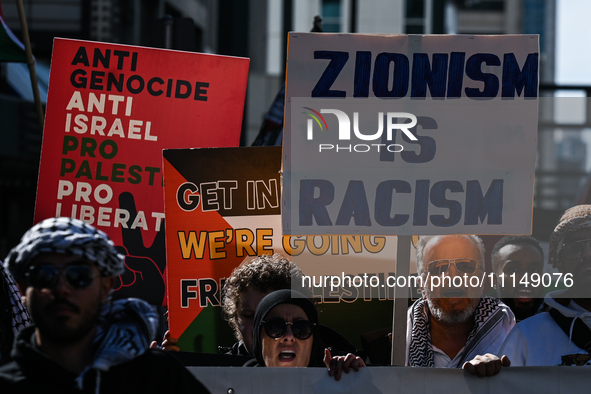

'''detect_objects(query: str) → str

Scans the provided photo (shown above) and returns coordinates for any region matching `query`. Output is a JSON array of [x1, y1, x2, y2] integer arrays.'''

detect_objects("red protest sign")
[[34, 38, 249, 305]]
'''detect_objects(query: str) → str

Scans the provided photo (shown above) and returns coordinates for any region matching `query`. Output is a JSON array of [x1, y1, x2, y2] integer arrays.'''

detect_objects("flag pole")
[[391, 235, 411, 365], [15, 0, 43, 130]]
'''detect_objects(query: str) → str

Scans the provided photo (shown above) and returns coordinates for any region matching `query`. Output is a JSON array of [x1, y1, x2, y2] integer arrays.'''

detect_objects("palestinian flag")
[[163, 146, 284, 352], [0, 1, 27, 62]]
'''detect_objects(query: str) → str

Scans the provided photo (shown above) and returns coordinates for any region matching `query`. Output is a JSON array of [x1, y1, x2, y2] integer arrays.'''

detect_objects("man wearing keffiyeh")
[[0, 217, 209, 393], [406, 235, 515, 376]]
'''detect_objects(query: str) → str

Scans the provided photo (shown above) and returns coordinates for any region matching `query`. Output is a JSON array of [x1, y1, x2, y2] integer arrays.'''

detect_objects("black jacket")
[[0, 326, 210, 393]]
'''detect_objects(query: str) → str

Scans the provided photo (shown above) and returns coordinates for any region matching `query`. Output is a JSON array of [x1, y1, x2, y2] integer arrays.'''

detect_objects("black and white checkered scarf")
[[4, 217, 124, 280], [407, 296, 511, 367], [0, 264, 31, 335], [0, 264, 32, 363], [76, 298, 158, 389]]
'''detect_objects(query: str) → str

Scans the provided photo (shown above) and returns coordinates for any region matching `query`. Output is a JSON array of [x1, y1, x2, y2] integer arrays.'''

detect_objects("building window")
[[406, 0, 425, 33], [322, 0, 341, 32]]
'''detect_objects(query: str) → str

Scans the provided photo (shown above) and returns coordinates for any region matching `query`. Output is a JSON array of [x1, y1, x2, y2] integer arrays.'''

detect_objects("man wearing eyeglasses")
[[0, 217, 209, 393], [406, 235, 515, 375], [499, 205, 591, 366]]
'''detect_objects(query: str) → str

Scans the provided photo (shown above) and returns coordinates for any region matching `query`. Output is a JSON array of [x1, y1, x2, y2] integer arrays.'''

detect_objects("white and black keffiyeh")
[[0, 263, 32, 363], [0, 264, 31, 335], [4, 217, 124, 279], [76, 298, 158, 389], [407, 296, 513, 367]]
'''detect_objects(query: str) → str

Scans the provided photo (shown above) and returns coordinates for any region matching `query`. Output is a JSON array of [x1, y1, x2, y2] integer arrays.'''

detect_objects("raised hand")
[[462, 354, 511, 377], [324, 348, 366, 381]]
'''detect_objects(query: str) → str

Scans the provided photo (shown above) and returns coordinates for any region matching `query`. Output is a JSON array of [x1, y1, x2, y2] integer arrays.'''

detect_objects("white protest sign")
[[189, 365, 591, 393], [283, 34, 539, 236]]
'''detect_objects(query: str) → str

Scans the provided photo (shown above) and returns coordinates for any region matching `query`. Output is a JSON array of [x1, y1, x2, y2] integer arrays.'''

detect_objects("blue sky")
[[556, 0, 591, 84]]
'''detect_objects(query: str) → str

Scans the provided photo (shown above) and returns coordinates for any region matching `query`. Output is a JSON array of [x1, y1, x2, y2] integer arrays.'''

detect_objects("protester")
[[491, 235, 546, 322], [154, 253, 358, 375], [251, 289, 365, 381], [221, 254, 305, 356], [406, 235, 514, 375], [500, 205, 591, 366], [153, 253, 304, 356], [251, 289, 321, 368], [0, 217, 210, 392], [0, 264, 31, 364]]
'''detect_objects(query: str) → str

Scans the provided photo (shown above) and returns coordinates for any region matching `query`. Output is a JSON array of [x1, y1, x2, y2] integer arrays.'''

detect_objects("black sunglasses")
[[25, 264, 97, 290], [262, 317, 315, 340], [561, 238, 591, 260]]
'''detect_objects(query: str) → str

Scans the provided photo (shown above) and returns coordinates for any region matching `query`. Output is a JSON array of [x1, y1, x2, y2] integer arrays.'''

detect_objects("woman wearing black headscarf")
[[251, 289, 365, 380]]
